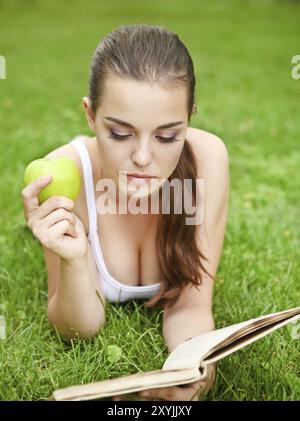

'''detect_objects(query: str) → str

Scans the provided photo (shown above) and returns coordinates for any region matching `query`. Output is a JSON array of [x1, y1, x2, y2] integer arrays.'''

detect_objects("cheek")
[[158, 146, 183, 174], [98, 142, 124, 168]]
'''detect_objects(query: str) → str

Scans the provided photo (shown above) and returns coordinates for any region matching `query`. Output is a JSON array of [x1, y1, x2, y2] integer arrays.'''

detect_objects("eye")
[[156, 135, 179, 143], [108, 130, 179, 143], [108, 130, 131, 141]]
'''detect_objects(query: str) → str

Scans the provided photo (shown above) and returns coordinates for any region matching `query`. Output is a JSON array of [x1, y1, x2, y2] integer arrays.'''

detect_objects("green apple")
[[24, 156, 82, 204]]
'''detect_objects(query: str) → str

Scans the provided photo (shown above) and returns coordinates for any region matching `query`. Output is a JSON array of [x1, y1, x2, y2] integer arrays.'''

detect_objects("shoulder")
[[186, 127, 229, 169], [186, 126, 230, 226], [42, 136, 88, 168]]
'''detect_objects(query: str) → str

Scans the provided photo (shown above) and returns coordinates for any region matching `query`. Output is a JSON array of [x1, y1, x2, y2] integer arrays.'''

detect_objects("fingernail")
[[140, 391, 149, 397], [43, 175, 52, 182]]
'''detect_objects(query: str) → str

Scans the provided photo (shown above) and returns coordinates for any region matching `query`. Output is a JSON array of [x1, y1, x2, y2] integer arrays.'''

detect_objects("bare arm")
[[21, 147, 107, 342], [47, 243, 106, 341], [163, 303, 215, 352]]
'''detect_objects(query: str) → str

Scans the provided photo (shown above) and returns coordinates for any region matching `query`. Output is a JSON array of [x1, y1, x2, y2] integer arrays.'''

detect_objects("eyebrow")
[[103, 116, 184, 130]]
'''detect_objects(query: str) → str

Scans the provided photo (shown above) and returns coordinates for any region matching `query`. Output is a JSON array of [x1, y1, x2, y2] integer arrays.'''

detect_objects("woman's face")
[[83, 74, 189, 207]]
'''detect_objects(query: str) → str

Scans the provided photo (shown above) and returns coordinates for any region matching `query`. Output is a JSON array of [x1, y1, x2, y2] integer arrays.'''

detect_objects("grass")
[[0, 0, 300, 401]]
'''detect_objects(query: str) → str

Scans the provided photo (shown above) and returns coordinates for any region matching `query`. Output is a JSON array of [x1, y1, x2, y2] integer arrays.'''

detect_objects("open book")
[[50, 306, 300, 401]]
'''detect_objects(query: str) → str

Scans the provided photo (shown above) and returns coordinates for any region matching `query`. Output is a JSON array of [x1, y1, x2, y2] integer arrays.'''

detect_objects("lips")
[[125, 173, 159, 186], [127, 173, 156, 179], [127, 175, 153, 184]]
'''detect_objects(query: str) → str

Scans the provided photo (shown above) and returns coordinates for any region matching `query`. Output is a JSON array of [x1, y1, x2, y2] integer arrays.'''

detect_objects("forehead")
[[100, 75, 188, 123]]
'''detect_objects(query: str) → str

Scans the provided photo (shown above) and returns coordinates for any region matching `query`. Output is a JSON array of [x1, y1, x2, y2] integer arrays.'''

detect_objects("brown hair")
[[88, 23, 214, 309]]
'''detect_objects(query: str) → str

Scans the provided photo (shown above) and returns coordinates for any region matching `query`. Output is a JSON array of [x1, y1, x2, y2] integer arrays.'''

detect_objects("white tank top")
[[69, 136, 161, 303]]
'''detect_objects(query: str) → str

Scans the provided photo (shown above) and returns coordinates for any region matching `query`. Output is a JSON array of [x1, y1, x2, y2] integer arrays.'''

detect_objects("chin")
[[119, 182, 160, 210]]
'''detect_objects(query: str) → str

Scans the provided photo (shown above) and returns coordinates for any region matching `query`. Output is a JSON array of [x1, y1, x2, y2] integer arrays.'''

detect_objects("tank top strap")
[[69, 136, 98, 242]]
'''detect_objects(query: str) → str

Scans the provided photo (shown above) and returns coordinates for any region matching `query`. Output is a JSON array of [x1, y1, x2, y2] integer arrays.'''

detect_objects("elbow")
[[47, 305, 105, 342], [61, 326, 104, 343]]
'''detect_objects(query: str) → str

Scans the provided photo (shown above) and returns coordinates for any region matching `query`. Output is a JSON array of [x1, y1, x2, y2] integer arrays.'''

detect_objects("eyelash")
[[108, 130, 179, 143]]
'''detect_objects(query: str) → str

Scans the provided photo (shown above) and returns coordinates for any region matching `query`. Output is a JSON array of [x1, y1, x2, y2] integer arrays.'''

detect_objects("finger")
[[22, 175, 53, 216], [42, 208, 76, 231], [48, 219, 77, 239], [189, 382, 208, 401], [112, 393, 142, 401], [177, 382, 207, 401], [139, 384, 206, 401], [139, 386, 179, 401], [34, 196, 75, 221]]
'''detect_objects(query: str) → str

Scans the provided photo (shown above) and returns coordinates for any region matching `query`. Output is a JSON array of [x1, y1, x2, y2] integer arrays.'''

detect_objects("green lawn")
[[0, 0, 299, 401]]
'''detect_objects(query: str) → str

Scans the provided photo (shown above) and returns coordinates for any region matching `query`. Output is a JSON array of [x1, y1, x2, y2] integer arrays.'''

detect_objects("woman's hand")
[[112, 363, 216, 401], [21, 175, 88, 261]]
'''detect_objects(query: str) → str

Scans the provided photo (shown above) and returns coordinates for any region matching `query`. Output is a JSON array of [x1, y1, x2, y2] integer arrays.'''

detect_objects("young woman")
[[21, 24, 229, 401]]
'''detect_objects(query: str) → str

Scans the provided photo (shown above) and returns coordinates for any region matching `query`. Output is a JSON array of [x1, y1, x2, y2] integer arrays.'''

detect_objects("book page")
[[203, 312, 300, 365], [163, 324, 244, 370], [51, 367, 201, 401], [163, 306, 300, 371], [212, 307, 300, 351]]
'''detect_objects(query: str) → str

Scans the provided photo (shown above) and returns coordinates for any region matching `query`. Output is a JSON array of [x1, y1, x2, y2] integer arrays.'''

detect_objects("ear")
[[82, 96, 96, 132]]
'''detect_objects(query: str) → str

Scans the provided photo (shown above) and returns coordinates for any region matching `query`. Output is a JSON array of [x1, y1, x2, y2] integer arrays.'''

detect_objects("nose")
[[131, 138, 153, 167]]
